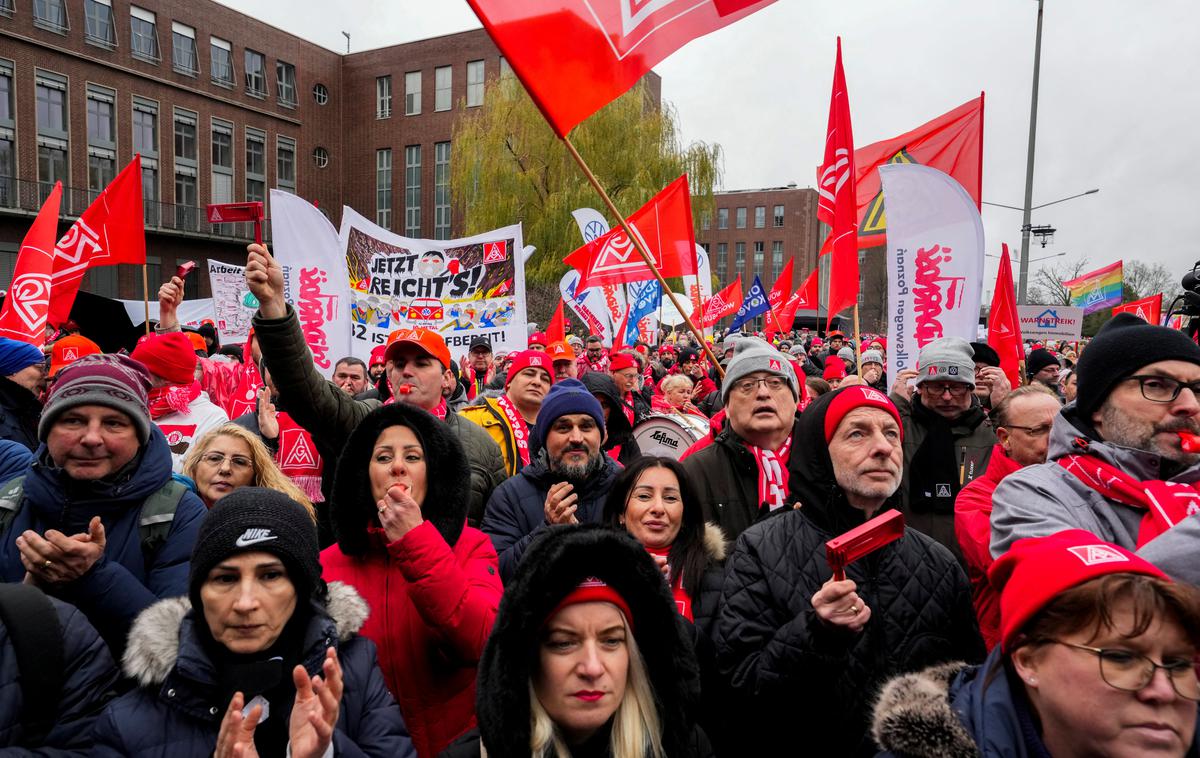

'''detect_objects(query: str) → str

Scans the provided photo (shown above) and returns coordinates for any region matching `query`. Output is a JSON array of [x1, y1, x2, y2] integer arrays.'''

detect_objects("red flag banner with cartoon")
[[466, 0, 777, 137], [564, 174, 698, 291], [48, 156, 146, 327], [341, 207, 526, 362], [988, 245, 1024, 390], [699, 276, 743, 328], [0, 183, 61, 344], [816, 38, 859, 325], [1112, 293, 1163, 325]]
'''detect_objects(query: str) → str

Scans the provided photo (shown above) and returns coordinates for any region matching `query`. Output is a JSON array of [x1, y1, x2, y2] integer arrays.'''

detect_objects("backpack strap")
[[0, 583, 65, 746], [0, 475, 27, 537], [138, 480, 189, 567]]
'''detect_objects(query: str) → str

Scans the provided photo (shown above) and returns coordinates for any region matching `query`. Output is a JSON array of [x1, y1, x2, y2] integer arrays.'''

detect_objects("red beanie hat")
[[548, 577, 634, 631], [131, 332, 198, 384], [505, 350, 553, 388], [822, 385, 903, 443], [989, 530, 1168, 652], [369, 344, 387, 367], [823, 359, 847, 381], [609, 352, 637, 373]]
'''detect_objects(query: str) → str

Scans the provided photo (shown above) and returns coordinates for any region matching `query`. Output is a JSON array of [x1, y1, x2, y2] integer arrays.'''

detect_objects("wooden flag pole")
[[142, 264, 151, 335], [561, 135, 724, 377], [852, 304, 862, 368]]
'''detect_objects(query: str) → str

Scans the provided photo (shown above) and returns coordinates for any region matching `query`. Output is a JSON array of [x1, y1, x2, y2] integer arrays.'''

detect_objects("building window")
[[171, 22, 197, 75], [466, 60, 484, 108], [210, 37, 234, 86], [86, 85, 116, 198], [376, 148, 391, 230], [36, 71, 68, 201], [771, 241, 784, 281], [38, 143, 67, 199], [312, 146, 328, 168], [700, 212, 710, 231], [244, 49, 266, 96], [404, 71, 421, 115], [174, 109, 197, 228], [84, 0, 114, 47], [0, 60, 14, 208], [245, 128, 265, 206], [735, 207, 747, 229], [715, 243, 728, 282], [276, 61, 296, 106], [434, 66, 451, 112], [33, 0, 68, 32], [734, 242, 745, 275], [753, 241, 764, 274], [376, 75, 391, 119], [133, 97, 158, 225], [499, 56, 513, 79], [277, 136, 295, 193], [0, 0, 12, 16], [210, 119, 233, 205], [434, 141, 450, 239], [130, 6, 159, 62], [312, 83, 328, 105], [404, 144, 421, 236], [773, 204, 784, 227], [754, 205, 765, 229], [717, 207, 728, 230]]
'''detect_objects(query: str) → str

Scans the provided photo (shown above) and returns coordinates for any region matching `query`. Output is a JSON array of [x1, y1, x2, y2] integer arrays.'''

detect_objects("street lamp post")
[[1017, 0, 1045, 306]]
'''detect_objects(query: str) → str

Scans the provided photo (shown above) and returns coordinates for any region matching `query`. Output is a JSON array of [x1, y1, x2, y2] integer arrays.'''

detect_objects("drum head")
[[632, 414, 705, 459]]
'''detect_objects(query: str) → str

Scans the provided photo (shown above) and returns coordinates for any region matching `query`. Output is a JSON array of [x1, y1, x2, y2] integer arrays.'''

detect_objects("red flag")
[[816, 38, 858, 327], [48, 156, 146, 327], [1113, 293, 1163, 325], [466, 0, 776, 137], [546, 299, 566, 343], [763, 258, 794, 335], [611, 307, 631, 350], [699, 276, 743, 328], [0, 183, 62, 345], [793, 266, 820, 311], [987, 245, 1024, 390], [564, 175, 698, 291], [765, 268, 819, 342]]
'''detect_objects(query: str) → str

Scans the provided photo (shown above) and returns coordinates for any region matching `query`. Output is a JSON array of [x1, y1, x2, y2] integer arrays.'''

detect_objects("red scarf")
[[276, 411, 324, 503], [494, 394, 532, 468], [621, 392, 636, 427], [1059, 454, 1200, 547], [383, 393, 448, 420], [147, 381, 202, 419], [746, 436, 792, 513], [645, 545, 693, 621], [466, 366, 495, 401]]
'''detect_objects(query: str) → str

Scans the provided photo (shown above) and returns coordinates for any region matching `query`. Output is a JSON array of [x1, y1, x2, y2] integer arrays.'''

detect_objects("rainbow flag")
[[1064, 260, 1123, 314]]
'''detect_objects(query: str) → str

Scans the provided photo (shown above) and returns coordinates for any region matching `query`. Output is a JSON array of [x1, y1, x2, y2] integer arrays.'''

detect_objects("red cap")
[[528, 331, 548, 347], [609, 353, 637, 373], [547, 341, 575, 362], [659, 344, 677, 354], [130, 332, 198, 384], [823, 385, 903, 443], [827, 330, 845, 339], [989, 530, 1168, 652], [548, 577, 634, 631], [822, 359, 847, 381], [384, 327, 451, 369], [505, 350, 554, 388], [49, 335, 101, 377], [369, 344, 387, 367]]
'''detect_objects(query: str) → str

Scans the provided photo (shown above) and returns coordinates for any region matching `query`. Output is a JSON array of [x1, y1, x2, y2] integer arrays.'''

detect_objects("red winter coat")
[[320, 521, 502, 758], [954, 444, 1021, 651]]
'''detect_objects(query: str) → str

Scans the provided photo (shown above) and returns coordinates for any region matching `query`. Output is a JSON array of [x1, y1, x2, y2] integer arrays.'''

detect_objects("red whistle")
[[176, 260, 197, 279], [1179, 431, 1200, 453], [397, 385, 413, 395]]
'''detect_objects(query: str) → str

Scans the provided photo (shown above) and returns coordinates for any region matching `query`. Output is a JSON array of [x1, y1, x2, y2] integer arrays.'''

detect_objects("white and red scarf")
[[148, 381, 202, 419], [494, 394, 532, 469], [276, 411, 324, 503], [384, 392, 448, 420], [746, 436, 793, 512], [1059, 454, 1200, 547]]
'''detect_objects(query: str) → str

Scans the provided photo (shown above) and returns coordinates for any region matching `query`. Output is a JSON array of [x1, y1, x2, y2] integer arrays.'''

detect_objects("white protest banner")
[[1016, 305, 1084, 340], [341, 207, 526, 361], [658, 291, 693, 326], [208, 260, 294, 344], [120, 298, 215, 328], [683, 244, 712, 313], [560, 269, 614, 344], [270, 189, 351, 379], [881, 164, 985, 376]]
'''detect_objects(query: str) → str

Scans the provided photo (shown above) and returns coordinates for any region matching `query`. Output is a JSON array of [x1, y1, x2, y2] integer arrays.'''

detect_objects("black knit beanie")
[[1076, 313, 1200, 419], [188, 487, 323, 611], [1025, 348, 1060, 378]]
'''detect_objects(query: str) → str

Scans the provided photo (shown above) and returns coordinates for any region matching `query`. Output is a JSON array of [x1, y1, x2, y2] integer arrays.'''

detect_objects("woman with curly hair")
[[183, 423, 314, 518]]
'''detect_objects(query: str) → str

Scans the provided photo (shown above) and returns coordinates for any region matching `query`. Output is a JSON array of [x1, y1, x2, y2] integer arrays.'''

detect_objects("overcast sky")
[[225, 0, 1198, 298]]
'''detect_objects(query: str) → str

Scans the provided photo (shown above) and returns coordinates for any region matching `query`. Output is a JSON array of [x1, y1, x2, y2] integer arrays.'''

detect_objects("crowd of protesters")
[[0, 240, 1196, 756]]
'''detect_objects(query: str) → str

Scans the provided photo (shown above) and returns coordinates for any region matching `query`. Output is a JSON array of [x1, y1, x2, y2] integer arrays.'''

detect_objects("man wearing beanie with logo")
[[991, 313, 1200, 584], [889, 336, 997, 559], [461, 349, 553, 477], [0, 354, 206, 655], [608, 351, 649, 426], [131, 332, 229, 472], [481, 378, 620, 581], [683, 338, 801, 542], [0, 337, 47, 450], [244, 243, 506, 526]]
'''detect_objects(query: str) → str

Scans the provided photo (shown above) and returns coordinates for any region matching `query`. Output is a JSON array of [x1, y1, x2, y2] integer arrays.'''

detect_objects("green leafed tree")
[[450, 75, 722, 317]]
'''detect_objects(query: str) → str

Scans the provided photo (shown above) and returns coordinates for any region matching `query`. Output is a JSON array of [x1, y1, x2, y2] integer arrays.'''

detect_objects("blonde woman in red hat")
[[874, 530, 1200, 757]]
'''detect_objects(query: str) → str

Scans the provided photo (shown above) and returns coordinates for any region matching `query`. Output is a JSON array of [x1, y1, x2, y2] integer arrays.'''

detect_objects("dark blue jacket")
[[91, 583, 416, 758], [0, 594, 118, 754], [480, 450, 620, 582], [0, 441, 31, 487], [0, 427, 206, 653], [0, 376, 40, 452]]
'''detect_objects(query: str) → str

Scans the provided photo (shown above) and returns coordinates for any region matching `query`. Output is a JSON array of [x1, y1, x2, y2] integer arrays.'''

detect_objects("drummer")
[[652, 374, 703, 416]]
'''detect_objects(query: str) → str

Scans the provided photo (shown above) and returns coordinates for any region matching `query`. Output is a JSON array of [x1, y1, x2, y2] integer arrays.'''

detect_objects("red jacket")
[[953, 444, 1021, 651], [320, 521, 502, 758]]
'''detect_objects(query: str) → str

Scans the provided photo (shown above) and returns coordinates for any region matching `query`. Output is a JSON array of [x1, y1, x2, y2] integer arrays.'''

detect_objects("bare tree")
[[1124, 260, 1180, 300], [1028, 257, 1091, 306]]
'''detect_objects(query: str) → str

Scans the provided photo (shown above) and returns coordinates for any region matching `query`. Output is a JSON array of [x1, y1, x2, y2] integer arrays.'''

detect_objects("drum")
[[631, 413, 709, 459]]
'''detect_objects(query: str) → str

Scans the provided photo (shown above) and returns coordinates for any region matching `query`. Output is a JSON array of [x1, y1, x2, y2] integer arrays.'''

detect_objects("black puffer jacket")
[[713, 388, 985, 756], [0, 376, 40, 451]]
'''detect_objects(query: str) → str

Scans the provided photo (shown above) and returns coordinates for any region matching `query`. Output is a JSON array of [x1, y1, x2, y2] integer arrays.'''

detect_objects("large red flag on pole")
[[0, 183, 62, 345], [988, 244, 1024, 390], [1112, 293, 1163, 325], [48, 155, 146, 327], [699, 276, 743, 328], [764, 257, 794, 336], [546, 299, 566, 343], [816, 38, 859, 328], [765, 267, 819, 342]]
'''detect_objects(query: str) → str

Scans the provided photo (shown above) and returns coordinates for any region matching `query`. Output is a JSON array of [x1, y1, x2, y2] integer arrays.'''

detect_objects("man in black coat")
[[714, 385, 984, 756], [0, 338, 46, 451]]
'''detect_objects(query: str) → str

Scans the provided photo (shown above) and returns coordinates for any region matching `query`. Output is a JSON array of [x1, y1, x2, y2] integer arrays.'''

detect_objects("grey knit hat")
[[837, 346, 855, 362], [861, 349, 884, 367], [915, 336, 976, 387], [721, 337, 798, 401]]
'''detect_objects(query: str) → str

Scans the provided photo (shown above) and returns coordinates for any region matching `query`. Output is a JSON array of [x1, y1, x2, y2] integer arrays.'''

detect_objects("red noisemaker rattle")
[[826, 509, 906, 581], [176, 260, 197, 280]]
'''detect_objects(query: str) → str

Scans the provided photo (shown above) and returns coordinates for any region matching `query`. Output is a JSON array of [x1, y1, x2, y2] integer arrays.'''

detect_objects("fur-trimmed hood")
[[121, 581, 369, 687], [872, 661, 980, 758], [331, 402, 470, 555], [702, 521, 727, 562]]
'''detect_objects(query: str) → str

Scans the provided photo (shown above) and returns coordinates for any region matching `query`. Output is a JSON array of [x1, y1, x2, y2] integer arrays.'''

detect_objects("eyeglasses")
[[199, 452, 254, 471], [1051, 641, 1200, 701], [921, 382, 971, 397], [732, 376, 789, 396], [1124, 375, 1200, 404], [1003, 423, 1052, 438]]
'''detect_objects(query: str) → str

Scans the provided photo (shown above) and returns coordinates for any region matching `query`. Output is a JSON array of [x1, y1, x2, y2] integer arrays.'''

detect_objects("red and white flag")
[[988, 244, 1024, 390], [699, 276, 743, 328], [466, 0, 777, 137], [1112, 293, 1163, 325], [0, 183, 62, 345], [816, 38, 859, 327], [765, 267, 818, 341], [763, 258, 794, 334], [563, 175, 698, 291], [49, 155, 146, 327]]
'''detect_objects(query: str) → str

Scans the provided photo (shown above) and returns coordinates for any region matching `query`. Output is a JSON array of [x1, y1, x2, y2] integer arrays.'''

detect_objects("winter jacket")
[[458, 396, 530, 479], [680, 418, 801, 543], [481, 450, 621, 582], [253, 305, 507, 524], [578, 372, 642, 466], [954, 444, 1021, 651], [991, 402, 1200, 585], [714, 388, 985, 756], [0, 428, 207, 655], [0, 592, 118, 754], [322, 402, 501, 758], [91, 584, 416, 758], [0, 440, 31, 486], [0, 375, 41, 451], [153, 390, 230, 472]]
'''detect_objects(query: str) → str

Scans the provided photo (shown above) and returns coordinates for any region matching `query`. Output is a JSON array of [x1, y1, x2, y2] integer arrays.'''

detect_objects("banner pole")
[[852, 304, 862, 368], [142, 264, 150, 335], [561, 135, 724, 377]]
